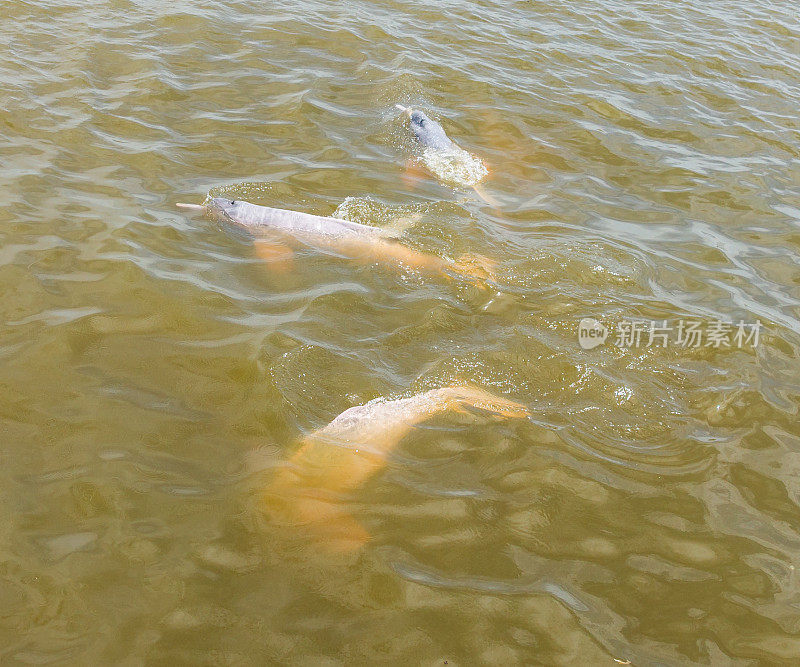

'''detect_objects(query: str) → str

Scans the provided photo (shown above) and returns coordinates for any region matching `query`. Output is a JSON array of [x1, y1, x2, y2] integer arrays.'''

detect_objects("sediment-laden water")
[[2, 0, 799, 663]]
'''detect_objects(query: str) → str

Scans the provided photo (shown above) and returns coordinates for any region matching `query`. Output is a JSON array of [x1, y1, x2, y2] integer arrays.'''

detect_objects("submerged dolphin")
[[396, 105, 498, 206], [262, 385, 530, 550], [177, 197, 495, 285]]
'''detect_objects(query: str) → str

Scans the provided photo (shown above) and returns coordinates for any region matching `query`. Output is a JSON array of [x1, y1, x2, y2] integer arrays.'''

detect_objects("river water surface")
[[2, 0, 800, 663]]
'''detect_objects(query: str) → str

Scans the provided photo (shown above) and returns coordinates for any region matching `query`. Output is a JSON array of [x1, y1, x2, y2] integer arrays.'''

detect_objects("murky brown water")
[[2, 0, 800, 663]]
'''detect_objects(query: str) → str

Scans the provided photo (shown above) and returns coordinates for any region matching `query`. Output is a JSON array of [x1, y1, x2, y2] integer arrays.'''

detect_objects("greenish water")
[[2, 0, 800, 663]]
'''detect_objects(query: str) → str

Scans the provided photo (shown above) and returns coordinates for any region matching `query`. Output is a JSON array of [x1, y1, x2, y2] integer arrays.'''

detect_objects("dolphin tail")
[[471, 184, 501, 208], [176, 202, 205, 211]]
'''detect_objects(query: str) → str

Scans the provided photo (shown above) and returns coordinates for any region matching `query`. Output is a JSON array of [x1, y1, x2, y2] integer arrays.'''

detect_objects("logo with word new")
[[578, 318, 609, 349]]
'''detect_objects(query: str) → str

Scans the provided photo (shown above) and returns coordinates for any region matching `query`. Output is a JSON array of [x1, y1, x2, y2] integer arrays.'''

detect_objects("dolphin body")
[[262, 386, 530, 550], [187, 197, 393, 241], [177, 197, 495, 285]]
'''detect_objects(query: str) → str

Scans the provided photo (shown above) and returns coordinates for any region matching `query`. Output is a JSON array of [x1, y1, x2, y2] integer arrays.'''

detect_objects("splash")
[[332, 196, 426, 225], [332, 196, 426, 238], [420, 145, 488, 188]]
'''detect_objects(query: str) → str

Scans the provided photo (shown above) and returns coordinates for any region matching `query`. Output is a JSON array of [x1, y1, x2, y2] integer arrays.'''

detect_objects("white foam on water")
[[421, 145, 488, 188]]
